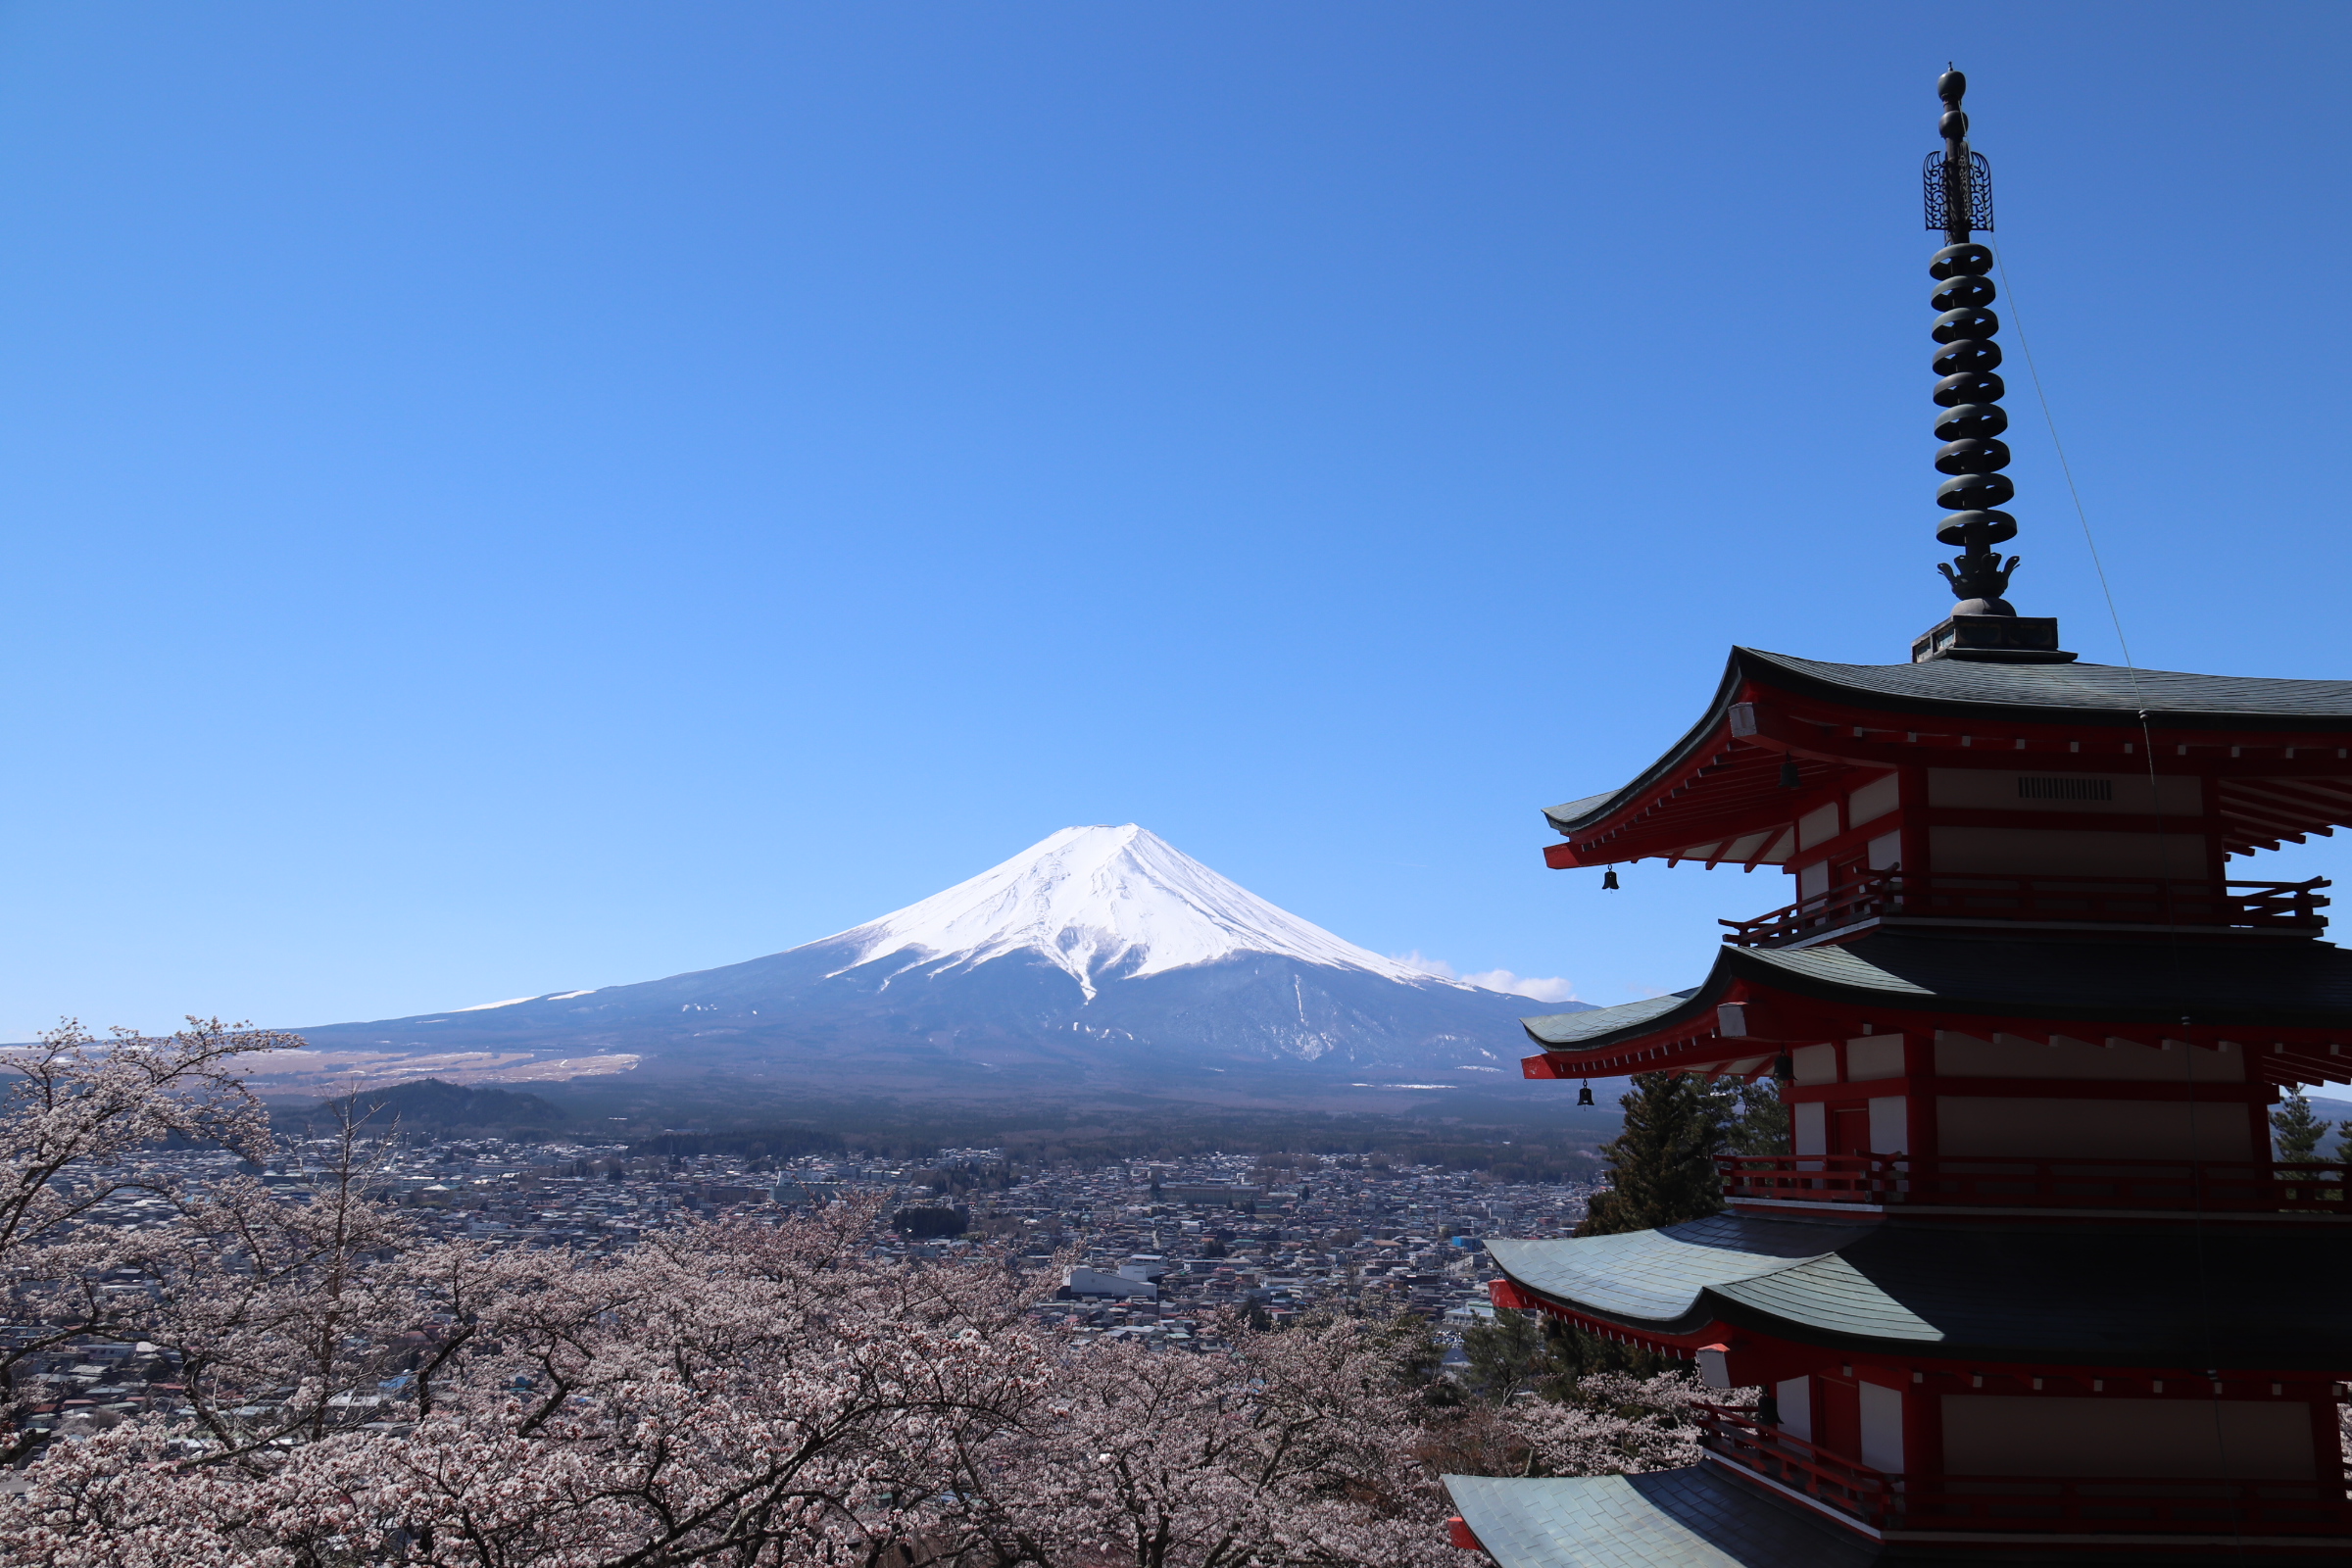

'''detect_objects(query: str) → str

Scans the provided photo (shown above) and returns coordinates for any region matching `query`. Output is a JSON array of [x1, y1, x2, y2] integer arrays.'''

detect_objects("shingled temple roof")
[[1516, 932, 2352, 1087], [1445, 1468, 1875, 1568], [1444, 1466, 2282, 1568], [1738, 650, 2352, 725], [1486, 1215, 2352, 1367], [1541, 649, 2352, 860]]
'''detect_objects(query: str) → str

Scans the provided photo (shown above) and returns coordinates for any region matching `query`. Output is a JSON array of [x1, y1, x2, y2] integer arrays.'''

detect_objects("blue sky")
[[4, 3, 2348, 1040]]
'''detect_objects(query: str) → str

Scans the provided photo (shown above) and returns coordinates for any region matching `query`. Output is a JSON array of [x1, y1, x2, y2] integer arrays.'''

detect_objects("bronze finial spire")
[[1909, 70, 2074, 664]]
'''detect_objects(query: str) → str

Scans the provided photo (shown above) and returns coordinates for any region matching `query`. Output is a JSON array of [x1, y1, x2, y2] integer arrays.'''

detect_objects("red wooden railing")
[[1693, 1401, 1894, 1519], [1696, 1404, 2352, 1536], [1718, 1154, 2352, 1213], [1719, 872, 2328, 948]]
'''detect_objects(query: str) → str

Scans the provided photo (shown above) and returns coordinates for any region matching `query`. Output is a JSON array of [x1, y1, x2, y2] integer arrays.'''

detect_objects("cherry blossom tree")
[[8, 1199, 1058, 1567], [1509, 1369, 1720, 1477], [127, 1103, 422, 1459], [948, 1311, 1461, 1568], [0, 1019, 293, 1463]]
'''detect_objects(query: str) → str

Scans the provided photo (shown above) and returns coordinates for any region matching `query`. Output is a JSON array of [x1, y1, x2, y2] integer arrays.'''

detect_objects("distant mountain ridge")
[[270, 826, 1590, 1104]]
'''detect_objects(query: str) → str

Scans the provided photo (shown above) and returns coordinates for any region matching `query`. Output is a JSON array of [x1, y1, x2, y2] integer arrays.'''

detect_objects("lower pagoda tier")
[[1444, 1466, 2343, 1567], [1518, 931, 2352, 1089], [1456, 1215, 2352, 1559], [1483, 1215, 2352, 1375]]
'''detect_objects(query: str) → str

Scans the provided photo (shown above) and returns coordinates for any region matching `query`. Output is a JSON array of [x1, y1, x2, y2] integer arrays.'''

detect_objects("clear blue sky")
[[5, 3, 2348, 1040]]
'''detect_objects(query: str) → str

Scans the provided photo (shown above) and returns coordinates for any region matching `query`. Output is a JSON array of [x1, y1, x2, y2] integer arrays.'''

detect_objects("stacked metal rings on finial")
[[1927, 70, 2012, 558], [1930, 244, 2011, 550]]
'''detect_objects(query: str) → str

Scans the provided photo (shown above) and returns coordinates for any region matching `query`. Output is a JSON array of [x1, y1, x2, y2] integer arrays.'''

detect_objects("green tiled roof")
[[1444, 1465, 2308, 1567], [1486, 1218, 1869, 1326], [1746, 649, 2352, 723], [1521, 990, 1696, 1048], [1490, 1216, 2352, 1368], [1520, 933, 2352, 1051], [1745, 934, 2352, 1020], [1445, 1468, 1873, 1568], [1543, 647, 2352, 838]]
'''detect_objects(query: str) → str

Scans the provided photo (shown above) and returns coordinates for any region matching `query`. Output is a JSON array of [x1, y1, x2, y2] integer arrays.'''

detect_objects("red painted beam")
[[1489, 1278, 1539, 1311]]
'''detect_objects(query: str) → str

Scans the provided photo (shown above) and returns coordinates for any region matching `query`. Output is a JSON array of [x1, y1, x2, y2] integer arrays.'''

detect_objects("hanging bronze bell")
[[1576, 1081, 1595, 1106], [1601, 868, 1620, 891]]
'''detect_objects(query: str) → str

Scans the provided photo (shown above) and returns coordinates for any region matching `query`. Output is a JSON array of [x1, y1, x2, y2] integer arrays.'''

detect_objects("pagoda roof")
[[1740, 649, 2352, 730], [1446, 1466, 2288, 1568], [1486, 1214, 2352, 1368], [1525, 988, 1704, 1050], [1544, 649, 2352, 864], [1519, 932, 2352, 1086], [1445, 1468, 1874, 1568]]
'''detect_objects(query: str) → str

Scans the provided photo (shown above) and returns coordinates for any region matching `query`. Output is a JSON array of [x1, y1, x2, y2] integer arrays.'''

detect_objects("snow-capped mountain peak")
[[277, 821, 1590, 1089], [819, 824, 1439, 1000]]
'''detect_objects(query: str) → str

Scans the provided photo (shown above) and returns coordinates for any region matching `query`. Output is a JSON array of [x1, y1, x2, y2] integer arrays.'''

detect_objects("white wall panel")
[[1848, 773, 1900, 827], [1867, 1097, 1908, 1153], [1859, 1383, 1904, 1474], [1942, 1396, 2312, 1480], [1776, 1376, 1812, 1443], [1792, 1102, 1826, 1155], [1936, 1031, 2243, 1083], [1929, 825, 2207, 879], [1937, 1097, 2250, 1160], [1846, 1037, 1905, 1081]]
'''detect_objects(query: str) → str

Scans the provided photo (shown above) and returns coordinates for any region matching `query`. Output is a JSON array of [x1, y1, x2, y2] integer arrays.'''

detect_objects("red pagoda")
[[1444, 72, 2352, 1566]]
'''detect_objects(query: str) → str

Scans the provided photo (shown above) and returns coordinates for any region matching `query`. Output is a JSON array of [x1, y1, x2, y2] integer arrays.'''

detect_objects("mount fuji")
[[272, 826, 1585, 1104]]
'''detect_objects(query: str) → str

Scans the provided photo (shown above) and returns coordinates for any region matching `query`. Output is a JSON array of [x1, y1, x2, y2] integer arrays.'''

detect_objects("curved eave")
[[1520, 936, 2352, 1086], [1483, 1221, 1864, 1348], [1739, 649, 2352, 734], [1522, 978, 1730, 1056], [1444, 1470, 1876, 1568], [1488, 1220, 2352, 1370], [1544, 648, 2352, 865], [1544, 651, 1749, 839], [1498, 1266, 2352, 1372]]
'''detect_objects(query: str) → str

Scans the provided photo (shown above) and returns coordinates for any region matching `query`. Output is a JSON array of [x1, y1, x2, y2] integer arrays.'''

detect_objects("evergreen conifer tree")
[[1459, 1308, 1673, 1402], [1459, 1307, 1552, 1402], [2272, 1090, 2332, 1161], [1719, 1079, 1790, 1156], [1574, 1071, 1733, 1238]]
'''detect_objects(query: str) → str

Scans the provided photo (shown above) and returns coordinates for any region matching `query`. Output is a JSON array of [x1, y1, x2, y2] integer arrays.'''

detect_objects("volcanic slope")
[[287, 825, 1587, 1102]]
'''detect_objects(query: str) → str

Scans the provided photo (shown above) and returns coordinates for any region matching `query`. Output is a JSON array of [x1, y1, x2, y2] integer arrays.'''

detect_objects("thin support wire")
[[1991, 248, 2136, 673]]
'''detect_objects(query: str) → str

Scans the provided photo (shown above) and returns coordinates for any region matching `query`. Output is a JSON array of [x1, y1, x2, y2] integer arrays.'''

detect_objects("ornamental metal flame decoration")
[[1924, 70, 2018, 615], [1923, 149, 1994, 235]]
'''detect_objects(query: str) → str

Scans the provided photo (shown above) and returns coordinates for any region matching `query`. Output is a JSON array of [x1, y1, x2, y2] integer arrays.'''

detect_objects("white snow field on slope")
[[818, 824, 1458, 1001]]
